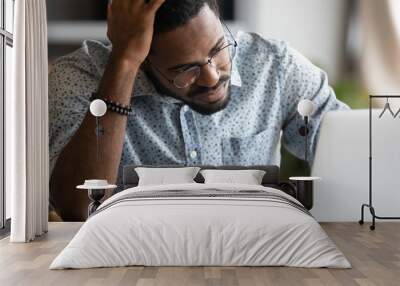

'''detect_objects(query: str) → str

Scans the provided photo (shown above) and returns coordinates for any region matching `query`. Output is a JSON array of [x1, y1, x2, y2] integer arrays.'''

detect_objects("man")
[[49, 0, 349, 221]]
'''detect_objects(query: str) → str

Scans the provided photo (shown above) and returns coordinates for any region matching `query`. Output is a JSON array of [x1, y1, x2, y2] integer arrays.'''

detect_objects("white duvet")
[[50, 183, 351, 269]]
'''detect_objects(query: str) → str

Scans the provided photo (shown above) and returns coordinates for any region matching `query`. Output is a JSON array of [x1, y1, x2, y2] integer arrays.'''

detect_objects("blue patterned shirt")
[[49, 31, 350, 189]]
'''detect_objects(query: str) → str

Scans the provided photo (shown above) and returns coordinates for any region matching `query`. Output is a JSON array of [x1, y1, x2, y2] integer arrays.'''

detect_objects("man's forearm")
[[51, 53, 140, 221], [51, 0, 165, 221]]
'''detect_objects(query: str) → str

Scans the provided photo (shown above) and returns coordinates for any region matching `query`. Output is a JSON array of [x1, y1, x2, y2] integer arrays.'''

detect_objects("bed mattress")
[[50, 183, 351, 269]]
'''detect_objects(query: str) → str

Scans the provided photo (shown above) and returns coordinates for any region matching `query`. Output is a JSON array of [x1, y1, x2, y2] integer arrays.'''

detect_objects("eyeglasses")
[[148, 22, 238, 89]]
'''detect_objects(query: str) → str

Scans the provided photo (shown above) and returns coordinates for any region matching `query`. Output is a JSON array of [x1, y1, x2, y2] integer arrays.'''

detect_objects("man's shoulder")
[[51, 40, 110, 75], [234, 31, 314, 77], [235, 31, 289, 61]]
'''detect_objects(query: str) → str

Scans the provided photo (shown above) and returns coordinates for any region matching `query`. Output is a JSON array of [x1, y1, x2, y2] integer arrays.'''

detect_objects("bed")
[[50, 165, 351, 269]]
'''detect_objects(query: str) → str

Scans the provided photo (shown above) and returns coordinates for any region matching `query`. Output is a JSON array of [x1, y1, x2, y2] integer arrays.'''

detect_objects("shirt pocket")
[[221, 129, 280, 166]]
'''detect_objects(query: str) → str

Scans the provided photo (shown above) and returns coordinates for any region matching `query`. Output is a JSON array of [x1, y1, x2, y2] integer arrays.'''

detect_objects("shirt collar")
[[230, 58, 242, 88]]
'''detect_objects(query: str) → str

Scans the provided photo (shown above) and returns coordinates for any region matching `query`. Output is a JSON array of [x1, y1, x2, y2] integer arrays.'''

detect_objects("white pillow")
[[135, 167, 201, 186], [200, 169, 266, 185]]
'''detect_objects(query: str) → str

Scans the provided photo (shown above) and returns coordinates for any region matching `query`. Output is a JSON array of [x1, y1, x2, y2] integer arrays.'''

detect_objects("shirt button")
[[183, 105, 189, 112], [190, 150, 197, 159]]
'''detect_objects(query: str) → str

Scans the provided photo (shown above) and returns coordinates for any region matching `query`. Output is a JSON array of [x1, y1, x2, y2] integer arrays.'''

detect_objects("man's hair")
[[154, 0, 220, 34]]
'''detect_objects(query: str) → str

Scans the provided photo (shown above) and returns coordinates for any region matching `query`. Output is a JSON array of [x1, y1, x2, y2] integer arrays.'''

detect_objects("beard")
[[144, 67, 231, 115]]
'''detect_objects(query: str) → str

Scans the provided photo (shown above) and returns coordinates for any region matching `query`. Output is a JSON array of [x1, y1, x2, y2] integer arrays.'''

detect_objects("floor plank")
[[0, 222, 400, 286]]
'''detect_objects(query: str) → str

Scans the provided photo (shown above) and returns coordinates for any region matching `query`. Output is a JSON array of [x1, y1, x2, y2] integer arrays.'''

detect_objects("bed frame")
[[122, 165, 313, 210]]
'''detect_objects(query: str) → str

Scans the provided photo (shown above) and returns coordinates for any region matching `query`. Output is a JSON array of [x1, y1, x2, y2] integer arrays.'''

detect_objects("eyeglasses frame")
[[147, 20, 238, 89]]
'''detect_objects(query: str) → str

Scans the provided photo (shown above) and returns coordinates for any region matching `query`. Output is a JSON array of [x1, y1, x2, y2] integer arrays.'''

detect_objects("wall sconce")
[[297, 99, 316, 163]]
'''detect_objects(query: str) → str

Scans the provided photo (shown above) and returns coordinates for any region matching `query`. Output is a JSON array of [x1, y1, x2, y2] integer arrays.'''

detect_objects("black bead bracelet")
[[90, 93, 132, 116], [105, 99, 132, 116]]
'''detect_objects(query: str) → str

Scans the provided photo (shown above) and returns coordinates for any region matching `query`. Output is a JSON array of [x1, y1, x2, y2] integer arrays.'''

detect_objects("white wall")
[[235, 0, 348, 84], [311, 110, 400, 222]]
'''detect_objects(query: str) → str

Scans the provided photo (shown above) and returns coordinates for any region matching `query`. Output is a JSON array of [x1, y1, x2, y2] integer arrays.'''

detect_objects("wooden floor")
[[0, 222, 399, 286]]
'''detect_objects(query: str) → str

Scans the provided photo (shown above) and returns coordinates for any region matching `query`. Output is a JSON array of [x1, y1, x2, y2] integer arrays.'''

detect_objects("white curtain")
[[8, 0, 49, 242], [359, 0, 400, 94]]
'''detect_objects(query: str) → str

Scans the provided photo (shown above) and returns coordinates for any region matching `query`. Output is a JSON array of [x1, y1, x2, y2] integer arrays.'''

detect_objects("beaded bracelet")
[[105, 99, 132, 116], [90, 93, 132, 116]]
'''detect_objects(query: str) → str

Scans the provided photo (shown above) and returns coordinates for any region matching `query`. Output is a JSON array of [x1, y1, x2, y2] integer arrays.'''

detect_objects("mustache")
[[189, 75, 230, 98]]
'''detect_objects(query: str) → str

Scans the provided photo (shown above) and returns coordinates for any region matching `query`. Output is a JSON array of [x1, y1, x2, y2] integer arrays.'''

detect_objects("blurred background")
[[46, 0, 400, 180]]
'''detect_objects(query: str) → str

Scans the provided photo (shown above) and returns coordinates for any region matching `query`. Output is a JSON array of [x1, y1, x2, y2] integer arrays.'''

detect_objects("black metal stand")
[[305, 116, 309, 163], [359, 95, 400, 230], [294, 180, 314, 211], [298, 116, 310, 163], [87, 189, 105, 217]]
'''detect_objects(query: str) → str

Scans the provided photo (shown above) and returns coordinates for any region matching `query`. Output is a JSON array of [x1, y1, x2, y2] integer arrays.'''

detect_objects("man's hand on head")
[[107, 0, 165, 67]]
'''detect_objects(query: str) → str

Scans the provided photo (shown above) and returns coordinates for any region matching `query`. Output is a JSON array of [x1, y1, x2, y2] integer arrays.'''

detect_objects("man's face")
[[146, 5, 232, 115]]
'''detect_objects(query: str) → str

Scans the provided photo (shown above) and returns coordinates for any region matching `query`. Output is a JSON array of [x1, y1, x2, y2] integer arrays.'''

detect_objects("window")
[[0, 0, 14, 232]]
